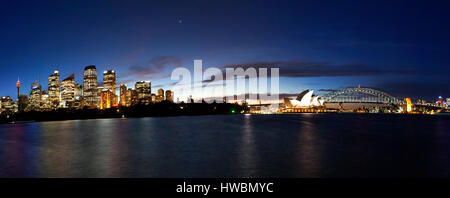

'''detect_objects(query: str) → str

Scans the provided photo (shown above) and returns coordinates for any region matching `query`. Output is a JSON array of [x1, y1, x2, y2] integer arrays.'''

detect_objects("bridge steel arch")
[[320, 87, 403, 104]]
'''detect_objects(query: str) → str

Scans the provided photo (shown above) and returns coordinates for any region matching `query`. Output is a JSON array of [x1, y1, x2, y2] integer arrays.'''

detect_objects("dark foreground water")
[[0, 113, 450, 177]]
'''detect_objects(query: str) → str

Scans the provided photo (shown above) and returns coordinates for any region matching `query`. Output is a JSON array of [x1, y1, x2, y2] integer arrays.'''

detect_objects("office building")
[[135, 81, 151, 104], [126, 88, 138, 107], [103, 70, 117, 105], [100, 89, 113, 109], [165, 90, 173, 102], [157, 88, 164, 103], [83, 65, 98, 108], [60, 74, 75, 108], [151, 94, 156, 104], [120, 84, 127, 106], [0, 96, 14, 114], [28, 82, 42, 110], [48, 70, 60, 107], [73, 83, 83, 108], [74, 83, 82, 99]]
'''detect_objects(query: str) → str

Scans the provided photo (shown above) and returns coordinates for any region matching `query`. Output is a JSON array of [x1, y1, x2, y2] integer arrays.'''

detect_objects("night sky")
[[1, 0, 450, 101]]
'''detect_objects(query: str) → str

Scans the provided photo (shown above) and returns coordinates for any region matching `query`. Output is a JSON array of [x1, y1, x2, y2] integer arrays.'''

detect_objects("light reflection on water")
[[0, 114, 450, 178], [296, 114, 320, 177], [237, 114, 257, 177]]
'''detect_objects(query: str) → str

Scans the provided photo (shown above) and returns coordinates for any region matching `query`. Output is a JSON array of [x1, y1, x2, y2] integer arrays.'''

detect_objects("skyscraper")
[[97, 86, 103, 107], [103, 70, 116, 93], [165, 90, 173, 102], [135, 81, 151, 104], [151, 94, 156, 104], [126, 88, 138, 106], [0, 96, 14, 114], [29, 82, 42, 110], [61, 74, 75, 108], [100, 89, 113, 109], [157, 88, 164, 103], [73, 83, 83, 108], [103, 70, 117, 106], [74, 83, 82, 99], [48, 70, 60, 107], [41, 91, 51, 110], [83, 65, 98, 108], [120, 84, 127, 106]]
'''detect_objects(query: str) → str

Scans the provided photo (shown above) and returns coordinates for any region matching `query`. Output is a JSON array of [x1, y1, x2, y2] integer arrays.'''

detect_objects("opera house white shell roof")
[[289, 90, 324, 107]]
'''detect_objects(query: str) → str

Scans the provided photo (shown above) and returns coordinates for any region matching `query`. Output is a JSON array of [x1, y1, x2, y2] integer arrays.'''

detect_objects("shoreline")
[[0, 102, 247, 125], [3, 110, 449, 125]]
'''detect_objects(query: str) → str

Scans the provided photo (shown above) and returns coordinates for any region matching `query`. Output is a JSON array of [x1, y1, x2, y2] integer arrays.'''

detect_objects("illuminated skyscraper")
[[61, 74, 75, 108], [83, 65, 98, 108], [165, 90, 173, 102], [103, 70, 117, 105], [100, 89, 112, 109], [0, 96, 14, 114], [73, 83, 83, 108], [135, 81, 151, 104], [96, 86, 102, 107], [48, 70, 60, 107], [151, 94, 156, 104], [120, 84, 127, 106], [74, 83, 82, 99], [103, 70, 116, 93], [126, 88, 138, 106], [29, 82, 42, 110], [41, 91, 51, 110], [157, 88, 164, 103]]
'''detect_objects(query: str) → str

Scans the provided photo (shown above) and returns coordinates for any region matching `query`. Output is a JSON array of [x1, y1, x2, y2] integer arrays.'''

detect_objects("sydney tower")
[[16, 77, 20, 107]]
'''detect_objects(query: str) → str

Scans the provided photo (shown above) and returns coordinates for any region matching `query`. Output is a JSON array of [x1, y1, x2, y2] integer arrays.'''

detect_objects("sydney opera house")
[[285, 90, 324, 108]]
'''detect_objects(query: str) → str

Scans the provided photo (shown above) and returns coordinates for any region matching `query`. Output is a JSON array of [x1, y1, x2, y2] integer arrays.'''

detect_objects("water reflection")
[[0, 123, 41, 177], [2, 124, 26, 177], [295, 114, 321, 177], [433, 117, 450, 176], [75, 119, 129, 177], [131, 117, 158, 177], [0, 114, 450, 177], [33, 119, 131, 177], [237, 114, 257, 177], [39, 121, 74, 177], [109, 119, 129, 177]]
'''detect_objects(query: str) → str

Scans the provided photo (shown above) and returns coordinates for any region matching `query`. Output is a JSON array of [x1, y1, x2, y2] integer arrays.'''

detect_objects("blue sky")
[[1, 0, 449, 101]]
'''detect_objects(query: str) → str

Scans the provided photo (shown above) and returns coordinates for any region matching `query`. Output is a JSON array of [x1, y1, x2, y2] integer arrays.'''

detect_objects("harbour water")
[[0, 113, 449, 177]]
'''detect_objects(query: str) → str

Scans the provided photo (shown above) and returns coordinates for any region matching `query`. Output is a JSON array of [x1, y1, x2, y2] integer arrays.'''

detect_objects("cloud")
[[333, 40, 413, 48], [219, 61, 416, 78], [317, 89, 338, 92], [197, 60, 415, 85], [197, 92, 300, 103], [128, 56, 182, 76]]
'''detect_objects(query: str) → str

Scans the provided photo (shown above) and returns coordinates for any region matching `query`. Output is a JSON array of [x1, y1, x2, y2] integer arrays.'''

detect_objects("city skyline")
[[2, 1, 450, 184], [1, 1, 450, 101], [0, 64, 177, 114], [6, 61, 450, 105]]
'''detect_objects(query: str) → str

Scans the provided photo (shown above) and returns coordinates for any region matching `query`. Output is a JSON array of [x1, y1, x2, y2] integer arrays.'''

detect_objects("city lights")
[[0, 66, 174, 114]]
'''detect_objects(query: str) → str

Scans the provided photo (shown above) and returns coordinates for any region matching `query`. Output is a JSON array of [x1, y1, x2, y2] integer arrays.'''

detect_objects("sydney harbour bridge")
[[266, 86, 446, 113], [320, 87, 403, 104]]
